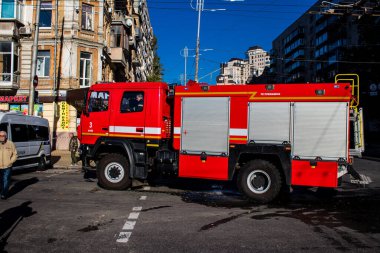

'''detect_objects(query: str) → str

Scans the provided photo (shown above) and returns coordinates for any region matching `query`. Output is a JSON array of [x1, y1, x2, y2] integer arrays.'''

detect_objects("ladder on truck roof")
[[335, 74, 364, 157]]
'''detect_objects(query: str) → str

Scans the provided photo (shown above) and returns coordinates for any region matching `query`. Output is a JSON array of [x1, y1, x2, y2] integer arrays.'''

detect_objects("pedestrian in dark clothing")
[[0, 131, 18, 200], [69, 133, 79, 166]]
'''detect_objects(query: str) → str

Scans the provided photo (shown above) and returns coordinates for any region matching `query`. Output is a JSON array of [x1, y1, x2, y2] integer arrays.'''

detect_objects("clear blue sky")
[[149, 0, 317, 84]]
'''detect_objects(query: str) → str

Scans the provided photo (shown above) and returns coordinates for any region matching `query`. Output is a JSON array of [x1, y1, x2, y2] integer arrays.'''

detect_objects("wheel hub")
[[247, 170, 271, 194], [105, 162, 125, 183]]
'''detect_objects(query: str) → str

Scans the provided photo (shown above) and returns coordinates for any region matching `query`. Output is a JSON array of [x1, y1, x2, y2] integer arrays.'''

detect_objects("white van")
[[0, 111, 51, 170]]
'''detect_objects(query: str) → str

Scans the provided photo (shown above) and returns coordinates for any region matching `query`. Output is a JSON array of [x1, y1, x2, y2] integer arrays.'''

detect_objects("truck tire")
[[237, 159, 282, 203], [97, 154, 132, 190]]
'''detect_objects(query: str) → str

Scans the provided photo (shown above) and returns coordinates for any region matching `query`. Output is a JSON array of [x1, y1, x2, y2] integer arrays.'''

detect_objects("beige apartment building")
[[217, 46, 270, 85], [216, 58, 248, 85], [0, 0, 155, 149]]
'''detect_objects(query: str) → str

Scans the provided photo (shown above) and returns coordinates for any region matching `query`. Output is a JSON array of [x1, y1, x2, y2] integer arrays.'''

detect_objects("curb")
[[52, 165, 82, 170], [361, 156, 380, 162]]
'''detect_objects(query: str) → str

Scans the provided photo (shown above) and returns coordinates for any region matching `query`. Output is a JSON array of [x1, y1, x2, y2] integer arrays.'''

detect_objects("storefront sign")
[[0, 96, 28, 103], [60, 101, 70, 130]]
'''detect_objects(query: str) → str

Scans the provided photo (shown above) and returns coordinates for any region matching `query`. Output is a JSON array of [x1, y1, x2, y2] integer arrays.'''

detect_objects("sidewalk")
[[51, 150, 82, 170]]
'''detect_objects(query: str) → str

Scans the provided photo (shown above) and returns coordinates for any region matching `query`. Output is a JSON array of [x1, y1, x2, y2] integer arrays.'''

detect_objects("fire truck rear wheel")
[[97, 154, 132, 190], [238, 159, 282, 203]]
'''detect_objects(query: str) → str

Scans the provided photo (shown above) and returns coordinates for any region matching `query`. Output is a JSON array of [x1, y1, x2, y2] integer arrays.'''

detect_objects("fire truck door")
[[179, 97, 230, 180], [82, 90, 110, 143], [109, 91, 146, 139]]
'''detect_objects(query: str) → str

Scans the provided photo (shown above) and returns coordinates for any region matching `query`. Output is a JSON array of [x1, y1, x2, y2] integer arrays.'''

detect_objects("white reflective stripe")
[[229, 128, 247, 136], [109, 126, 161, 135], [145, 127, 161, 134], [174, 127, 181, 134], [110, 126, 139, 133]]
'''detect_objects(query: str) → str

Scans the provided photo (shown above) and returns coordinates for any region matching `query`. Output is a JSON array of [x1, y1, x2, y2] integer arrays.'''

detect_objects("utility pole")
[[184, 46, 188, 85], [194, 0, 203, 83], [28, 0, 41, 115], [53, 0, 59, 117]]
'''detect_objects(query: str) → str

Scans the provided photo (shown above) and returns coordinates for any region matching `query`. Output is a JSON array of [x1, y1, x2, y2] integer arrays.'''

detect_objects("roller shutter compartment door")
[[292, 102, 348, 160], [181, 97, 230, 155], [248, 102, 291, 144]]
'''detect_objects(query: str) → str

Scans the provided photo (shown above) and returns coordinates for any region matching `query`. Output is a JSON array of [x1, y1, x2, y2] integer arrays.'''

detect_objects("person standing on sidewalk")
[[0, 130, 18, 200], [69, 133, 79, 166]]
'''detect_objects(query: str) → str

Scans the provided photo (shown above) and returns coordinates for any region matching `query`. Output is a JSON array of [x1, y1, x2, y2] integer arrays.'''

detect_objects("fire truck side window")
[[88, 91, 109, 112], [120, 91, 144, 113]]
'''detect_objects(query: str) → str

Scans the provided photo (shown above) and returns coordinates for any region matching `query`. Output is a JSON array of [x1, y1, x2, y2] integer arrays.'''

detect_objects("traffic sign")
[[33, 75, 38, 87]]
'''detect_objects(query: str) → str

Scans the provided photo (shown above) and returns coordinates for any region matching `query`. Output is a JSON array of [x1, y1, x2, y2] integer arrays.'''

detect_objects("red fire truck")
[[77, 79, 363, 203]]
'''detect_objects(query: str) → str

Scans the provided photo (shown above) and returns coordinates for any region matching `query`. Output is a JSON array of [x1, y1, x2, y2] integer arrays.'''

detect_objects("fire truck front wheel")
[[238, 159, 282, 203], [97, 154, 132, 190]]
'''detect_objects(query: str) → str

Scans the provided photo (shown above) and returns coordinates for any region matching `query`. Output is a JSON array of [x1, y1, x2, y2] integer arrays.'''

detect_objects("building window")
[[80, 52, 92, 87], [36, 50, 50, 77], [39, 1, 52, 27], [0, 41, 18, 83], [1, 0, 15, 18], [81, 4, 93, 31], [0, 42, 12, 81], [111, 25, 127, 48]]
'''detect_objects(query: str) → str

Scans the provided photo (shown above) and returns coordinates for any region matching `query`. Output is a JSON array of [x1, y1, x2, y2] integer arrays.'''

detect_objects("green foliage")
[[147, 36, 164, 82]]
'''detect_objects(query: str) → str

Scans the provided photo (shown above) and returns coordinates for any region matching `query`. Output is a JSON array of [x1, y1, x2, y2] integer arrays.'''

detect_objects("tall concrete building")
[[271, 0, 380, 155], [0, 0, 155, 149], [271, 1, 359, 83]]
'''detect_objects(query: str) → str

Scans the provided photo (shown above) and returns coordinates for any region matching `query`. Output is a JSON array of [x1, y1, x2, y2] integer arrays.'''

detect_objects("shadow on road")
[[0, 201, 37, 252], [51, 156, 61, 166], [8, 177, 39, 199]]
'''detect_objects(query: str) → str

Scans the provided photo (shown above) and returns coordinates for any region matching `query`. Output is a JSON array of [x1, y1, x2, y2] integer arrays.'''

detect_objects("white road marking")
[[122, 221, 136, 230], [116, 232, 132, 243], [128, 212, 140, 220], [116, 200, 146, 243]]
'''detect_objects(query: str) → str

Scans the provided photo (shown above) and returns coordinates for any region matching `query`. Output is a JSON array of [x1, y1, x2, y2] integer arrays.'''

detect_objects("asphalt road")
[[0, 158, 379, 253]]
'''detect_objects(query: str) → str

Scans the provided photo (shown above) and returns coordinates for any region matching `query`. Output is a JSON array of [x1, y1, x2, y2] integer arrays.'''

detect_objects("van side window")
[[88, 91, 109, 112], [120, 91, 144, 113], [28, 125, 49, 141], [11, 124, 28, 142], [0, 123, 7, 133]]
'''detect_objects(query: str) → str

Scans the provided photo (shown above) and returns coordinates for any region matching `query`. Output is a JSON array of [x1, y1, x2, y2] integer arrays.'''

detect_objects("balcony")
[[0, 0, 24, 23], [109, 47, 128, 67]]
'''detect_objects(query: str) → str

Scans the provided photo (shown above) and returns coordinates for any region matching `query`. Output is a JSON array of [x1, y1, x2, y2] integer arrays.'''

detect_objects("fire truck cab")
[[78, 81, 361, 203]]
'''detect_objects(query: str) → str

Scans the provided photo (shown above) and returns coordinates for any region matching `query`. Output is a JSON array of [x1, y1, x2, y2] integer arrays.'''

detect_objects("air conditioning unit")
[[19, 27, 32, 35], [129, 36, 136, 47], [108, 7, 112, 13]]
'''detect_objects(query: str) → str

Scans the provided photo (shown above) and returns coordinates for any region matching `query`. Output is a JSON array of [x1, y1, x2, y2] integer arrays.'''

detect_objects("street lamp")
[[181, 47, 214, 85], [191, 0, 225, 82]]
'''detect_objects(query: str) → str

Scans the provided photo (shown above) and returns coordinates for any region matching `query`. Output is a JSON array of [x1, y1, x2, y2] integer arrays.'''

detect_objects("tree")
[[147, 36, 164, 82]]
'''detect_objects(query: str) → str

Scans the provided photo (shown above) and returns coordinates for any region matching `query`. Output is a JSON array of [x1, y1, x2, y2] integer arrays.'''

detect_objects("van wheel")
[[37, 156, 47, 171], [237, 159, 282, 204], [97, 154, 131, 190]]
